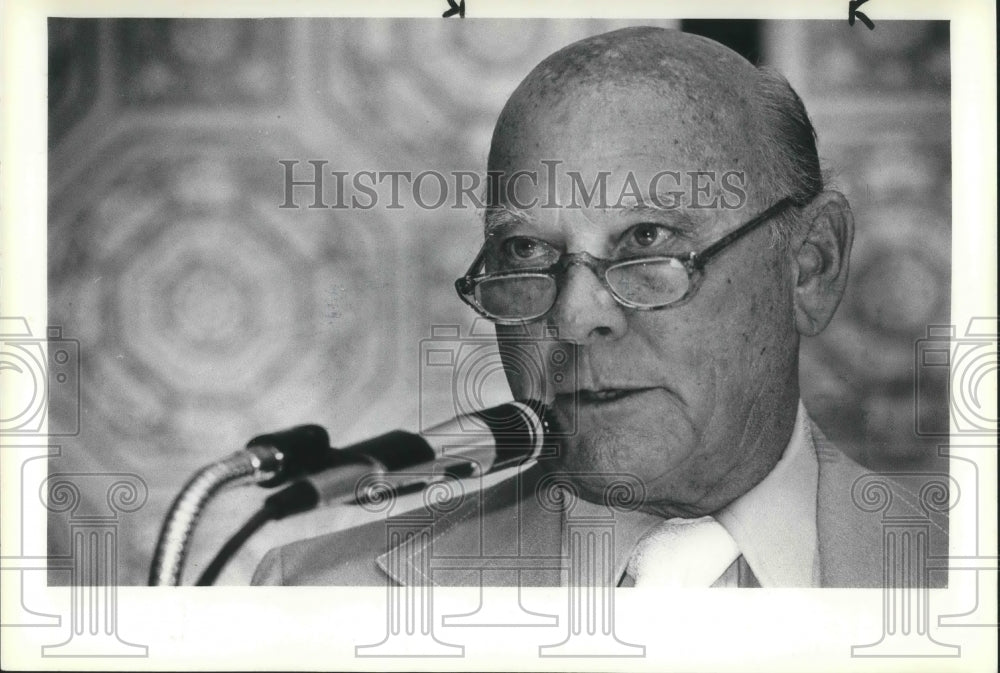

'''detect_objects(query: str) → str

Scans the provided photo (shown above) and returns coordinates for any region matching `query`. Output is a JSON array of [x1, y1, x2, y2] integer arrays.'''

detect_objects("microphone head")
[[246, 424, 332, 487], [471, 399, 562, 470], [473, 398, 546, 434]]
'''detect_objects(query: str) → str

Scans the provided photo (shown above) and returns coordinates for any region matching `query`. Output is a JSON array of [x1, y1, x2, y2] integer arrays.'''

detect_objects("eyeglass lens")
[[473, 258, 691, 320]]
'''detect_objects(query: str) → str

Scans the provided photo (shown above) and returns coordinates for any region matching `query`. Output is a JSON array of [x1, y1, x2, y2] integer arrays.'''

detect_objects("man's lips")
[[558, 387, 662, 405]]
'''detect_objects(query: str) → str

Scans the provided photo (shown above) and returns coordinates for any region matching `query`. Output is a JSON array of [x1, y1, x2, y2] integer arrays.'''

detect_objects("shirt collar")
[[715, 399, 819, 587], [565, 400, 820, 587]]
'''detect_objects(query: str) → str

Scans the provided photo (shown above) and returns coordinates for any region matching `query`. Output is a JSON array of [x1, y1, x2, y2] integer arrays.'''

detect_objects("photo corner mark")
[[443, 0, 466, 19], [848, 0, 876, 30]]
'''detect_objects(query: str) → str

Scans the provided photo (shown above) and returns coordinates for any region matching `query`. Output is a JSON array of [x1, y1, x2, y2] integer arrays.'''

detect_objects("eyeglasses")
[[455, 198, 796, 324]]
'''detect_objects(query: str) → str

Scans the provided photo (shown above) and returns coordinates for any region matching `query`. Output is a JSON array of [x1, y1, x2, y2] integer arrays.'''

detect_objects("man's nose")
[[546, 263, 628, 343]]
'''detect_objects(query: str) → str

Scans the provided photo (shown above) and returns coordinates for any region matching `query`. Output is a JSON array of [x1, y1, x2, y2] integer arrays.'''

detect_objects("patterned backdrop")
[[47, 19, 951, 585]]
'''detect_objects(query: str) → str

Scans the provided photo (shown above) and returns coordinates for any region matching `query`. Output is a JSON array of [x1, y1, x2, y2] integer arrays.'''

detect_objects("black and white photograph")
[[1, 1, 996, 670]]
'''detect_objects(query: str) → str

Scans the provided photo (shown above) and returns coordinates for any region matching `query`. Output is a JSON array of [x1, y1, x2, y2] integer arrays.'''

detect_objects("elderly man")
[[253, 27, 947, 588]]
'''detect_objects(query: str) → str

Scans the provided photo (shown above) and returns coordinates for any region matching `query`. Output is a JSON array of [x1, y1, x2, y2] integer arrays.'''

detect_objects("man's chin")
[[533, 394, 701, 509], [533, 453, 645, 509], [533, 433, 664, 506], [532, 453, 718, 519]]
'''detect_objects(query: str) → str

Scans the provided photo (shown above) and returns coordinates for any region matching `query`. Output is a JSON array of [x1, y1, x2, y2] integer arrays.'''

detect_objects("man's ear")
[[791, 191, 854, 336]]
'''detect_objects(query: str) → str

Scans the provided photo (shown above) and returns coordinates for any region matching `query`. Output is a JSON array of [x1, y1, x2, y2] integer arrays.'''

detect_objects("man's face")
[[490, 82, 802, 517]]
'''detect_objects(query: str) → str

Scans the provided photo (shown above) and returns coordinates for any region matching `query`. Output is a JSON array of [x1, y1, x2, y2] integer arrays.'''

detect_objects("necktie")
[[624, 515, 740, 587]]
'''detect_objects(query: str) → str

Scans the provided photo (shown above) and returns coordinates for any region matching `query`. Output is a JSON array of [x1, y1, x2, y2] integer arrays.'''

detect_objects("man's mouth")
[[574, 387, 658, 404]]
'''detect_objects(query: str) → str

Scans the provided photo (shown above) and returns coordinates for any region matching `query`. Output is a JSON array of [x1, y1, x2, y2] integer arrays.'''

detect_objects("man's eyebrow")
[[483, 205, 536, 235], [611, 202, 700, 231], [482, 201, 704, 235]]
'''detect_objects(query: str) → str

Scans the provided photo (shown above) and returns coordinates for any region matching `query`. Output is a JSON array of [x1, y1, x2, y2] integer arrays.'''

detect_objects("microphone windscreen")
[[247, 424, 332, 487], [473, 401, 548, 471]]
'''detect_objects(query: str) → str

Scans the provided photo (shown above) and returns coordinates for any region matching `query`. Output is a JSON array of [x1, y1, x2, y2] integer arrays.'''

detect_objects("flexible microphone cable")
[[150, 424, 331, 587]]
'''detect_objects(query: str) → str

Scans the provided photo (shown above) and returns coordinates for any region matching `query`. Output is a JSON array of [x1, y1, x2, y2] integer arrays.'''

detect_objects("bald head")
[[489, 27, 822, 235], [504, 26, 758, 102]]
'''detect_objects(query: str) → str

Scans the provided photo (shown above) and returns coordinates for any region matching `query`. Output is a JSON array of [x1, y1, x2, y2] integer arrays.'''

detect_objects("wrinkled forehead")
[[487, 76, 766, 216], [484, 80, 763, 235]]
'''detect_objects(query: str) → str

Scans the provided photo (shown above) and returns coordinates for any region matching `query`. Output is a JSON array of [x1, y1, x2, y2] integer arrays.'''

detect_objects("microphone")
[[262, 400, 553, 518], [189, 400, 554, 585], [243, 424, 333, 487]]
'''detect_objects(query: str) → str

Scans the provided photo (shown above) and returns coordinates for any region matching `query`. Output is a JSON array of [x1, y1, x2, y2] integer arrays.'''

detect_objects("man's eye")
[[629, 223, 671, 248], [503, 237, 547, 261]]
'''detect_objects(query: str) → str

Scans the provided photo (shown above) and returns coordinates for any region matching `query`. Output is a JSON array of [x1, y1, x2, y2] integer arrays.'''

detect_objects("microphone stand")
[[149, 424, 331, 586], [148, 447, 278, 586]]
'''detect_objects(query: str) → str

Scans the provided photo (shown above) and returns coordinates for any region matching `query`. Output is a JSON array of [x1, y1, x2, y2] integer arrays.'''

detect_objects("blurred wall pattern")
[[47, 19, 951, 585]]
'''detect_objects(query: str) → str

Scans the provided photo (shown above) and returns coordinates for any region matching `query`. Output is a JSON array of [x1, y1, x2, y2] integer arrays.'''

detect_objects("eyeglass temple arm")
[[690, 197, 796, 269], [456, 246, 488, 293]]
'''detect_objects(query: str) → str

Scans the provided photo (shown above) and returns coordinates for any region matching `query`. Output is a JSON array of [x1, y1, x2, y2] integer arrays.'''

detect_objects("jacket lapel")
[[375, 464, 564, 587], [812, 423, 885, 587]]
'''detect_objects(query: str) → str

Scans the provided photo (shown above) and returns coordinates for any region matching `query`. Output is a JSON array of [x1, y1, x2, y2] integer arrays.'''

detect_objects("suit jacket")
[[251, 423, 950, 588]]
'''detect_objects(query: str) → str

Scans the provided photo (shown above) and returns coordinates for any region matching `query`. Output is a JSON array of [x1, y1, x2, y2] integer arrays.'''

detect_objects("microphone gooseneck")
[[149, 424, 330, 586]]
